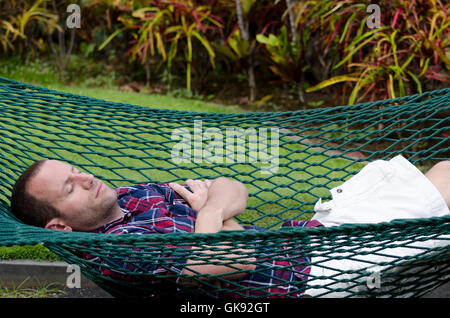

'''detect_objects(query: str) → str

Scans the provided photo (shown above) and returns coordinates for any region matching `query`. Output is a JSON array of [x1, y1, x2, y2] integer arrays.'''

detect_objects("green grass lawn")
[[0, 58, 363, 262], [45, 84, 243, 113], [0, 56, 243, 113]]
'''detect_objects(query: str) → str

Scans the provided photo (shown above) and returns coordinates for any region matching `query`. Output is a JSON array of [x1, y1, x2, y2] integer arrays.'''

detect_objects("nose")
[[73, 172, 94, 189]]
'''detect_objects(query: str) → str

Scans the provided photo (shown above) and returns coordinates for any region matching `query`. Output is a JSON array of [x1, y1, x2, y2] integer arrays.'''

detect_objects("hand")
[[196, 177, 248, 222], [169, 179, 212, 212]]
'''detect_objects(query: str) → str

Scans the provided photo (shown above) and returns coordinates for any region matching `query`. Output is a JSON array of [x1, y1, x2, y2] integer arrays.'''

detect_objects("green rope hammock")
[[0, 76, 448, 298]]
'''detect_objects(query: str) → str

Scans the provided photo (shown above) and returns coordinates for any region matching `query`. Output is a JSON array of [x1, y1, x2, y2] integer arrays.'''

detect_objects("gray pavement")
[[421, 281, 450, 298]]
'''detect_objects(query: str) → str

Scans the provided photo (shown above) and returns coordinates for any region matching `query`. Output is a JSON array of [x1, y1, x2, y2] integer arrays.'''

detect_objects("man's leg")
[[425, 161, 450, 209], [306, 159, 450, 297]]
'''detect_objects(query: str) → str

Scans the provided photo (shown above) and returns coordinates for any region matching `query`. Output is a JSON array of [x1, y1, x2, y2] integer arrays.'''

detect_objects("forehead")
[[40, 160, 71, 176], [27, 160, 71, 201]]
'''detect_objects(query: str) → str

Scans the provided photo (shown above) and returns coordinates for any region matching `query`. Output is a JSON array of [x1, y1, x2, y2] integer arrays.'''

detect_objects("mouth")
[[96, 181, 103, 198]]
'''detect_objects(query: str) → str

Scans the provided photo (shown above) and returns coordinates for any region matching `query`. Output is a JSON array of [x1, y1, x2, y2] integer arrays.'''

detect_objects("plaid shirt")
[[90, 183, 322, 298]]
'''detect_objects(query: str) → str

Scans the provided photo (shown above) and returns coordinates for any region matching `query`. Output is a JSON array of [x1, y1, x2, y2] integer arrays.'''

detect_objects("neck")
[[105, 202, 124, 223], [75, 202, 124, 232], [92, 202, 124, 231]]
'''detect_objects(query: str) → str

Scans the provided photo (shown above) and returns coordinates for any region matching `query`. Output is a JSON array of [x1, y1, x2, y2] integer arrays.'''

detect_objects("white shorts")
[[306, 155, 450, 297]]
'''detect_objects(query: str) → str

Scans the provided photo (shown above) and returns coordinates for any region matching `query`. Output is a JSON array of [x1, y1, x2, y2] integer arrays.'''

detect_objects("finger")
[[186, 179, 205, 191], [195, 179, 206, 189], [169, 182, 193, 201], [204, 179, 212, 188], [185, 179, 197, 189]]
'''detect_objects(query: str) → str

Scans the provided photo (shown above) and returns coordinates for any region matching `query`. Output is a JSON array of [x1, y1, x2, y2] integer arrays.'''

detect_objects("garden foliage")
[[0, 0, 448, 106]]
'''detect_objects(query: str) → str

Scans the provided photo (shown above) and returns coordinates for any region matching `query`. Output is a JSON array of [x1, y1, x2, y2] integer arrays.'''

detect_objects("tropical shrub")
[[305, 0, 450, 104], [0, 0, 60, 56], [1, 0, 448, 107], [97, 0, 224, 91]]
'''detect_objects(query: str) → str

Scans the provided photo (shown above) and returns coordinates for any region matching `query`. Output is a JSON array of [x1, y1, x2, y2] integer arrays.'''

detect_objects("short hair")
[[10, 160, 61, 227]]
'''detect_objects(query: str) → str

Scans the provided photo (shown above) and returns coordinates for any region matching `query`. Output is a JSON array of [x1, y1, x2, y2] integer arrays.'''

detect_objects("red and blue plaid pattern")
[[89, 183, 322, 297]]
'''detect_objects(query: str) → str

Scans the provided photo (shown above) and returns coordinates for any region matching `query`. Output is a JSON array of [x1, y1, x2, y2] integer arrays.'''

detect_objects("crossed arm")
[[169, 177, 256, 281]]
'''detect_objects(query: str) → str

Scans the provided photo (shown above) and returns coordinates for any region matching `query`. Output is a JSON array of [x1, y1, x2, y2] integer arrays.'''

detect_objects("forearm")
[[194, 214, 244, 233], [194, 208, 224, 233], [182, 239, 256, 282], [185, 209, 254, 277], [182, 247, 255, 280], [183, 180, 253, 280]]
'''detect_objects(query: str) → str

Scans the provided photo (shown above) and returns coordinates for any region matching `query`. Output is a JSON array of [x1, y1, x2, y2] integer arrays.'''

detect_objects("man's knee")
[[428, 161, 450, 175], [425, 161, 450, 208]]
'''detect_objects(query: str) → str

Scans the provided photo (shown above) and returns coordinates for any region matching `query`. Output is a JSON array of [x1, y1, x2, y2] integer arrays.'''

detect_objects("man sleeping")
[[9, 156, 450, 297]]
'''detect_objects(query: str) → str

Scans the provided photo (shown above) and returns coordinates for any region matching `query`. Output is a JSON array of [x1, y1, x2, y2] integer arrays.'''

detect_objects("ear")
[[45, 218, 72, 232]]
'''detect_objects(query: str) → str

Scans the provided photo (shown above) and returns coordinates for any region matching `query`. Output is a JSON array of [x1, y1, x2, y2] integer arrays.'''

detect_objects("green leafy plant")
[[97, 1, 171, 86], [98, 0, 222, 92], [254, 0, 335, 106], [2, 0, 448, 110], [306, 0, 450, 104], [211, 27, 257, 100], [0, 0, 61, 55], [257, 25, 307, 104], [212, 0, 288, 104], [164, 1, 221, 92]]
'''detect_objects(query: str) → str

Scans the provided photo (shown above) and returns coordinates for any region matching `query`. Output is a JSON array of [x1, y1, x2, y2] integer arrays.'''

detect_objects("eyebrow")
[[61, 166, 74, 195]]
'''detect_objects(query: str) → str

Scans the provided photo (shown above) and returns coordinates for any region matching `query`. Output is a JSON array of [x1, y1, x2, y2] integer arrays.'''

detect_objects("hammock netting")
[[0, 76, 448, 298]]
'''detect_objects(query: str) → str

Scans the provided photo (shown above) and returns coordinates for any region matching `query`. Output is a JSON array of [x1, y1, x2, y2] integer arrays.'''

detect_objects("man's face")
[[27, 160, 119, 231]]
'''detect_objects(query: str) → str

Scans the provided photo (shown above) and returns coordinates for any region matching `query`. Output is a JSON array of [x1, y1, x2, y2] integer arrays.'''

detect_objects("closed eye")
[[67, 166, 79, 194]]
